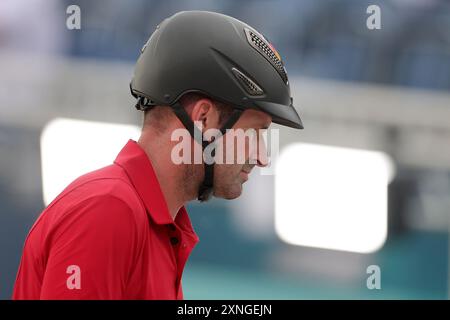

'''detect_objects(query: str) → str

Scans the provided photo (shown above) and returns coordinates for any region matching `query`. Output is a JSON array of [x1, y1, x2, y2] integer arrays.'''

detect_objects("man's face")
[[213, 109, 272, 199]]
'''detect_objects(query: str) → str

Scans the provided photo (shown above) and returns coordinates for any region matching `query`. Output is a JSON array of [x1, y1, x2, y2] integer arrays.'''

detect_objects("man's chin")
[[213, 184, 243, 200]]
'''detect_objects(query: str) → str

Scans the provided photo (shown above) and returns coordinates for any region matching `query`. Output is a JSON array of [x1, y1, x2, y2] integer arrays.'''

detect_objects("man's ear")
[[190, 99, 220, 130]]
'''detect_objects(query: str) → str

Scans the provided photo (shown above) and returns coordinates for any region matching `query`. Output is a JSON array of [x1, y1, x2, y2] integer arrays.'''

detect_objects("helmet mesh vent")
[[232, 67, 264, 96], [244, 28, 288, 84]]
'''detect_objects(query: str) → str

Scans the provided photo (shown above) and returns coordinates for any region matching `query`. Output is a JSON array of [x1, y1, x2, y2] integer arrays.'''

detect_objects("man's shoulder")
[[26, 164, 149, 248], [49, 164, 144, 216]]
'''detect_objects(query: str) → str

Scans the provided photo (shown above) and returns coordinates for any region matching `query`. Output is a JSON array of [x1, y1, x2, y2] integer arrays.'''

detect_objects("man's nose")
[[256, 149, 269, 167], [254, 137, 269, 168]]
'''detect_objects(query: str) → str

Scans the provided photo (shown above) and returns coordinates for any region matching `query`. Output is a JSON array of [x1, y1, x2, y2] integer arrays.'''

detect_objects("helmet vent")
[[244, 28, 288, 84], [232, 67, 264, 96]]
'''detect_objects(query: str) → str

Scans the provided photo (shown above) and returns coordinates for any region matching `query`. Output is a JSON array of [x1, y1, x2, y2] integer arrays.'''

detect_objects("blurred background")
[[1, 0, 450, 299]]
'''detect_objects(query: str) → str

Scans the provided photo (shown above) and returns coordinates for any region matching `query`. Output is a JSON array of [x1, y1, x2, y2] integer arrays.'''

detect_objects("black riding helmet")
[[130, 11, 304, 201]]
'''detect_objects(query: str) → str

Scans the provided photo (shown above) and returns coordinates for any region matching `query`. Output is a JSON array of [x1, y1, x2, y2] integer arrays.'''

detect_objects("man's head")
[[132, 11, 303, 202], [140, 92, 272, 201]]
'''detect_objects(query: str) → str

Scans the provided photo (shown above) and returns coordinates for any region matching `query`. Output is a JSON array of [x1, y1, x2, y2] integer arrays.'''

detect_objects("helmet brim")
[[253, 100, 304, 129]]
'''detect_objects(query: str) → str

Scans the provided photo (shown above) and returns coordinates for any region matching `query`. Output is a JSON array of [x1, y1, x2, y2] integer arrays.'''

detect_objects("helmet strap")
[[171, 102, 242, 202]]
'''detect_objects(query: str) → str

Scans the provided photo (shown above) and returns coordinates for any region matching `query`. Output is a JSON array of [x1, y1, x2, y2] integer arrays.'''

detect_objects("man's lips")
[[240, 168, 252, 182], [240, 171, 249, 181]]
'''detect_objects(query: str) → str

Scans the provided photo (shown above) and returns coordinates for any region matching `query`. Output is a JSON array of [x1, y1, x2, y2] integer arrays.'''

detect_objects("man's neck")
[[137, 134, 192, 221]]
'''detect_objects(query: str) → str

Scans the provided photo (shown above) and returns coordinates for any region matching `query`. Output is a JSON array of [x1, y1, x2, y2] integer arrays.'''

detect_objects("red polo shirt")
[[13, 139, 199, 300]]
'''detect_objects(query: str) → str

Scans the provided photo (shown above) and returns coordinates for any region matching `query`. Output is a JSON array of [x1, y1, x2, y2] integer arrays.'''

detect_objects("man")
[[13, 11, 303, 300]]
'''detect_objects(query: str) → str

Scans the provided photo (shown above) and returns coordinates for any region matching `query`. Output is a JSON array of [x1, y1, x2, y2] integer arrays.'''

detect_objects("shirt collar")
[[113, 139, 198, 240]]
